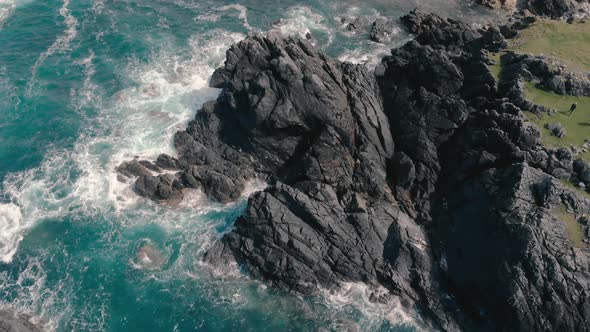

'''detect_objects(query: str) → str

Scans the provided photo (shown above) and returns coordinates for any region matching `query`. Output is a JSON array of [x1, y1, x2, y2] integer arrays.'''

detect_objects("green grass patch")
[[523, 82, 590, 161], [509, 19, 590, 72], [488, 52, 502, 82], [561, 180, 590, 200], [555, 205, 585, 248]]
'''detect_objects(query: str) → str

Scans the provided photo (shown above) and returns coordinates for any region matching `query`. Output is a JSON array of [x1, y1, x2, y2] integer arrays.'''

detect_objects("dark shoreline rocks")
[[475, 0, 589, 19], [119, 8, 590, 332], [0, 310, 44, 332], [370, 17, 397, 44]]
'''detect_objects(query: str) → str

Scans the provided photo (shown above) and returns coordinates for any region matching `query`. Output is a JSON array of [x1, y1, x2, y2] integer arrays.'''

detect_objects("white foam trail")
[[27, 0, 78, 95], [91, 0, 104, 14], [194, 13, 220, 22], [323, 283, 424, 331], [217, 4, 252, 31], [271, 6, 334, 46], [0, 203, 23, 263], [0, 66, 18, 110], [0, 0, 35, 27], [72, 50, 99, 109], [0, 0, 15, 26]]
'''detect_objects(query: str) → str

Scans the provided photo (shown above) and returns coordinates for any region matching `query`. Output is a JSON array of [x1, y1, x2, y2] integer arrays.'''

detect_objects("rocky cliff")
[[476, 0, 589, 18], [118, 9, 590, 331]]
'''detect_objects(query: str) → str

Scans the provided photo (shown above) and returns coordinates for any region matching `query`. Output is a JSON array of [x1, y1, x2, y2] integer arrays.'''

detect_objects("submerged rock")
[[134, 242, 165, 269]]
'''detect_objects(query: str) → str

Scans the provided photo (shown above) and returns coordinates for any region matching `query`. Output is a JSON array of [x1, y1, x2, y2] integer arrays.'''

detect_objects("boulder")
[[547, 122, 567, 138], [369, 18, 396, 44]]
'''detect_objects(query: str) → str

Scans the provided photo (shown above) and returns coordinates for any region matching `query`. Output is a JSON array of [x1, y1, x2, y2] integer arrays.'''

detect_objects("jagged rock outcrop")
[[475, 0, 589, 18], [438, 163, 590, 331], [475, 0, 590, 18], [384, 10, 590, 331], [119, 8, 590, 332], [370, 18, 397, 44], [500, 52, 590, 98], [199, 31, 459, 330], [475, 0, 517, 11], [526, 0, 585, 18]]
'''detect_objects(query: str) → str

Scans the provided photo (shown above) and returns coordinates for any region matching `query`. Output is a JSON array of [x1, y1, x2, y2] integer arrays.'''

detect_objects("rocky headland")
[[117, 1, 590, 331]]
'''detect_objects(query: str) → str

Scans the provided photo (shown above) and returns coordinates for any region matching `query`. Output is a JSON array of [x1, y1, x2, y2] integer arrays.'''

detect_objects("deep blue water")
[[0, 1, 500, 330]]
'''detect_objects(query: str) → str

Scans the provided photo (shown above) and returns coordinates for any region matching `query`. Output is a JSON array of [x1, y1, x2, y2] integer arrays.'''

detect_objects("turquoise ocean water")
[[0, 1, 499, 331]]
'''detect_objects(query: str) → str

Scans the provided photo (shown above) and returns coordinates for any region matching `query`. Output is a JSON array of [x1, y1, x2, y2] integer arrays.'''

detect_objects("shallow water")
[[0, 1, 502, 331]]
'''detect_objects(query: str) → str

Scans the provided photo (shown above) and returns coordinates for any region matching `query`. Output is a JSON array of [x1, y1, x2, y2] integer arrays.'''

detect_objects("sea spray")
[[0, 203, 23, 263]]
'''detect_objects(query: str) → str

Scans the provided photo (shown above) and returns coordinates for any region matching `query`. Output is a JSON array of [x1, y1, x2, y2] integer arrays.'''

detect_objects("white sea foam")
[[0, 0, 15, 26], [194, 13, 220, 23], [338, 45, 391, 69], [1, 39, 240, 318], [0, 0, 35, 28], [90, 0, 104, 14], [0, 257, 66, 332], [323, 282, 424, 331], [27, 0, 79, 95], [217, 4, 252, 31], [0, 203, 23, 263], [3, 28, 247, 261], [271, 6, 334, 46], [72, 50, 99, 109]]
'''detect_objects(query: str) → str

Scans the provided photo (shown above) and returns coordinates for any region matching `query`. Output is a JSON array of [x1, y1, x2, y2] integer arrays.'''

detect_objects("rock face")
[[499, 51, 590, 99], [0, 310, 44, 332], [476, 0, 517, 11], [199, 30, 458, 329], [370, 18, 397, 44], [526, 0, 578, 18], [475, 0, 589, 18], [438, 163, 590, 331], [201, 33, 400, 288], [120, 9, 590, 332]]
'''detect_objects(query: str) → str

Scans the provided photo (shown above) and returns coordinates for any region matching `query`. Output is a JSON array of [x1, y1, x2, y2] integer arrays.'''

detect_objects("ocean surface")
[[0, 1, 502, 331]]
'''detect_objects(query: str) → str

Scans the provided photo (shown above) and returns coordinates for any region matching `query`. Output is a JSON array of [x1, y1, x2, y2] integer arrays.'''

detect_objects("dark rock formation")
[[544, 73, 590, 96], [474, 0, 590, 19], [370, 18, 396, 44], [546, 122, 567, 138], [120, 8, 590, 332], [475, 0, 588, 18], [199, 30, 458, 330], [526, 0, 577, 18], [499, 51, 590, 98], [438, 163, 590, 331], [475, 0, 517, 11], [0, 310, 44, 332]]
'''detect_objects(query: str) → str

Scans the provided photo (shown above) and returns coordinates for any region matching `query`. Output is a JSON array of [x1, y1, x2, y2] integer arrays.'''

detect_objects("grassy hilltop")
[[491, 19, 590, 161]]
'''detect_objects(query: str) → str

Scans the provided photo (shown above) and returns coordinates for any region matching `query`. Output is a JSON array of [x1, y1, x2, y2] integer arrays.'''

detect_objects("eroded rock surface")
[[120, 9, 590, 332], [370, 17, 397, 44], [0, 310, 44, 332]]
